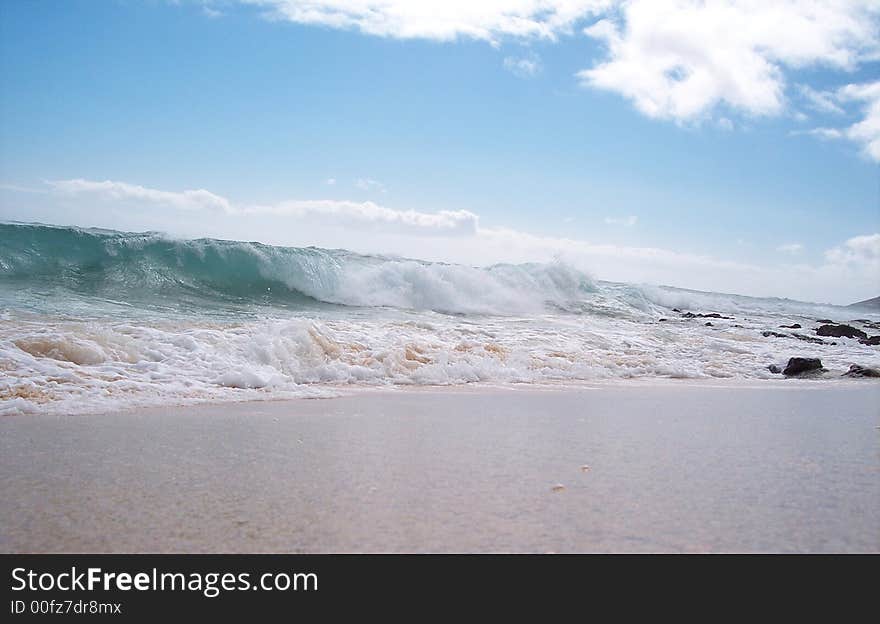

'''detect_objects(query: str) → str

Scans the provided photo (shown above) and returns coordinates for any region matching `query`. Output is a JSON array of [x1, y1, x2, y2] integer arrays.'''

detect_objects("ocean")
[[2, 222, 878, 415]]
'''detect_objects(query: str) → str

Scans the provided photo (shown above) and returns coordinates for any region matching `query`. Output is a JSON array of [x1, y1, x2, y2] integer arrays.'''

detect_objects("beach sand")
[[1, 381, 878, 553]]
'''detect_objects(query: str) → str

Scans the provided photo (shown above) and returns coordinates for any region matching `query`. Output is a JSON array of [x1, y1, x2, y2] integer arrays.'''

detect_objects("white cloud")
[[226, 1, 880, 160], [604, 215, 637, 227], [25, 178, 878, 303], [48, 178, 477, 236], [244, 199, 478, 234], [824, 233, 880, 267], [503, 53, 542, 77], [797, 84, 844, 115], [836, 80, 880, 161], [355, 177, 386, 192], [799, 80, 880, 161], [468, 226, 878, 304], [48, 178, 233, 213], [792, 127, 843, 140], [776, 242, 803, 254], [325, 177, 336, 185], [242, 0, 613, 43], [578, 1, 880, 123]]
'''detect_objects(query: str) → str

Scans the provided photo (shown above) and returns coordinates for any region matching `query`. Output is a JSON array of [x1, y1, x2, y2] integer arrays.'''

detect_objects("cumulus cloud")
[[503, 53, 542, 77], [800, 80, 880, 161], [578, 1, 880, 123], [836, 80, 880, 161], [20, 177, 874, 303], [824, 233, 880, 267], [244, 199, 479, 234], [604, 215, 637, 227], [48, 178, 233, 213], [219, 2, 880, 160], [777, 243, 803, 254], [467, 226, 878, 304], [791, 127, 844, 140], [48, 178, 477, 236], [797, 85, 844, 115], [242, 0, 613, 43]]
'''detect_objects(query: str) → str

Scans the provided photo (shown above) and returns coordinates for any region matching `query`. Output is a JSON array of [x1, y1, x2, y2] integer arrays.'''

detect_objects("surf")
[[0, 222, 598, 316]]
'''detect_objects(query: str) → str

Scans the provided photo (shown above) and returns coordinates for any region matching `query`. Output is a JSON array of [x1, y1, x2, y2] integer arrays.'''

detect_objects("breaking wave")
[[2, 223, 878, 416], [0, 222, 595, 315]]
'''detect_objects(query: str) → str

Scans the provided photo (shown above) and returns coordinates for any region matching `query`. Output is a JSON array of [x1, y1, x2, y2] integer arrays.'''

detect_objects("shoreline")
[[2, 383, 878, 553], [7, 374, 880, 420]]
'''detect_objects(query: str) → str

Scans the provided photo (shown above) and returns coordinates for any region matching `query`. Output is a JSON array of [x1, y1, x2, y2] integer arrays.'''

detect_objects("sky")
[[0, 0, 878, 304]]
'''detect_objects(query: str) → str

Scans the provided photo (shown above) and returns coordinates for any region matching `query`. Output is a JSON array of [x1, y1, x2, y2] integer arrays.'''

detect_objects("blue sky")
[[1, 1, 878, 303]]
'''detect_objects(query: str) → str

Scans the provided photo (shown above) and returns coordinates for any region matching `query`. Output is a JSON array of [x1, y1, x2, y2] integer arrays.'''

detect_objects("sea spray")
[[2, 223, 879, 415], [0, 223, 597, 315]]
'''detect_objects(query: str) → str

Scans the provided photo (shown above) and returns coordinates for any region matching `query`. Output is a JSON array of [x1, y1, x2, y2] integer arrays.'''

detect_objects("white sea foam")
[[2, 302, 878, 415], [279, 259, 596, 315], [2, 224, 878, 415]]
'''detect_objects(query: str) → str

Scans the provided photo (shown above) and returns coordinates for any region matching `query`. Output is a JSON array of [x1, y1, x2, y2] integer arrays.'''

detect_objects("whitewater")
[[2, 222, 879, 415]]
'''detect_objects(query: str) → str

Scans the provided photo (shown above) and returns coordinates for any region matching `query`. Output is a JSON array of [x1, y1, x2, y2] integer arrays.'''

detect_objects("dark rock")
[[782, 357, 824, 376], [733, 324, 744, 328], [779, 323, 801, 329], [859, 335, 880, 346], [682, 312, 733, 319], [816, 324, 868, 339], [794, 334, 831, 345], [658, 318, 667, 322], [842, 364, 880, 378], [817, 319, 834, 324], [705, 322, 713, 326], [762, 330, 833, 345], [768, 364, 782, 374], [672, 308, 681, 313]]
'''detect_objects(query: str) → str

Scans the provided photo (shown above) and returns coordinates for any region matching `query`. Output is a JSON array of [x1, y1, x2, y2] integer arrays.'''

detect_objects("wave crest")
[[0, 223, 596, 315]]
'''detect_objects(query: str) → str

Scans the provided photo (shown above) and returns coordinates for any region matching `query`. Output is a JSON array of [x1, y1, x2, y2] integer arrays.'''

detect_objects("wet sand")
[[1, 381, 878, 553]]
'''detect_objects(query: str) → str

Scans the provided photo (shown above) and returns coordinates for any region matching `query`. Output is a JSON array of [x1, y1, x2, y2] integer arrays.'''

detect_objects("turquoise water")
[[2, 222, 878, 415], [0, 222, 603, 318]]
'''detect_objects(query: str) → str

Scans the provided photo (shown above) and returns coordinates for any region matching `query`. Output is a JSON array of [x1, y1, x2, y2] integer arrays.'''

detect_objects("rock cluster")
[[674, 310, 879, 378], [761, 331, 831, 345], [681, 311, 733, 319]]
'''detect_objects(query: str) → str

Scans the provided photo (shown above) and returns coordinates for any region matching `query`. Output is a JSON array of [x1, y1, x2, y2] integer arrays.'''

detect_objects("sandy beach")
[[1, 380, 877, 553]]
